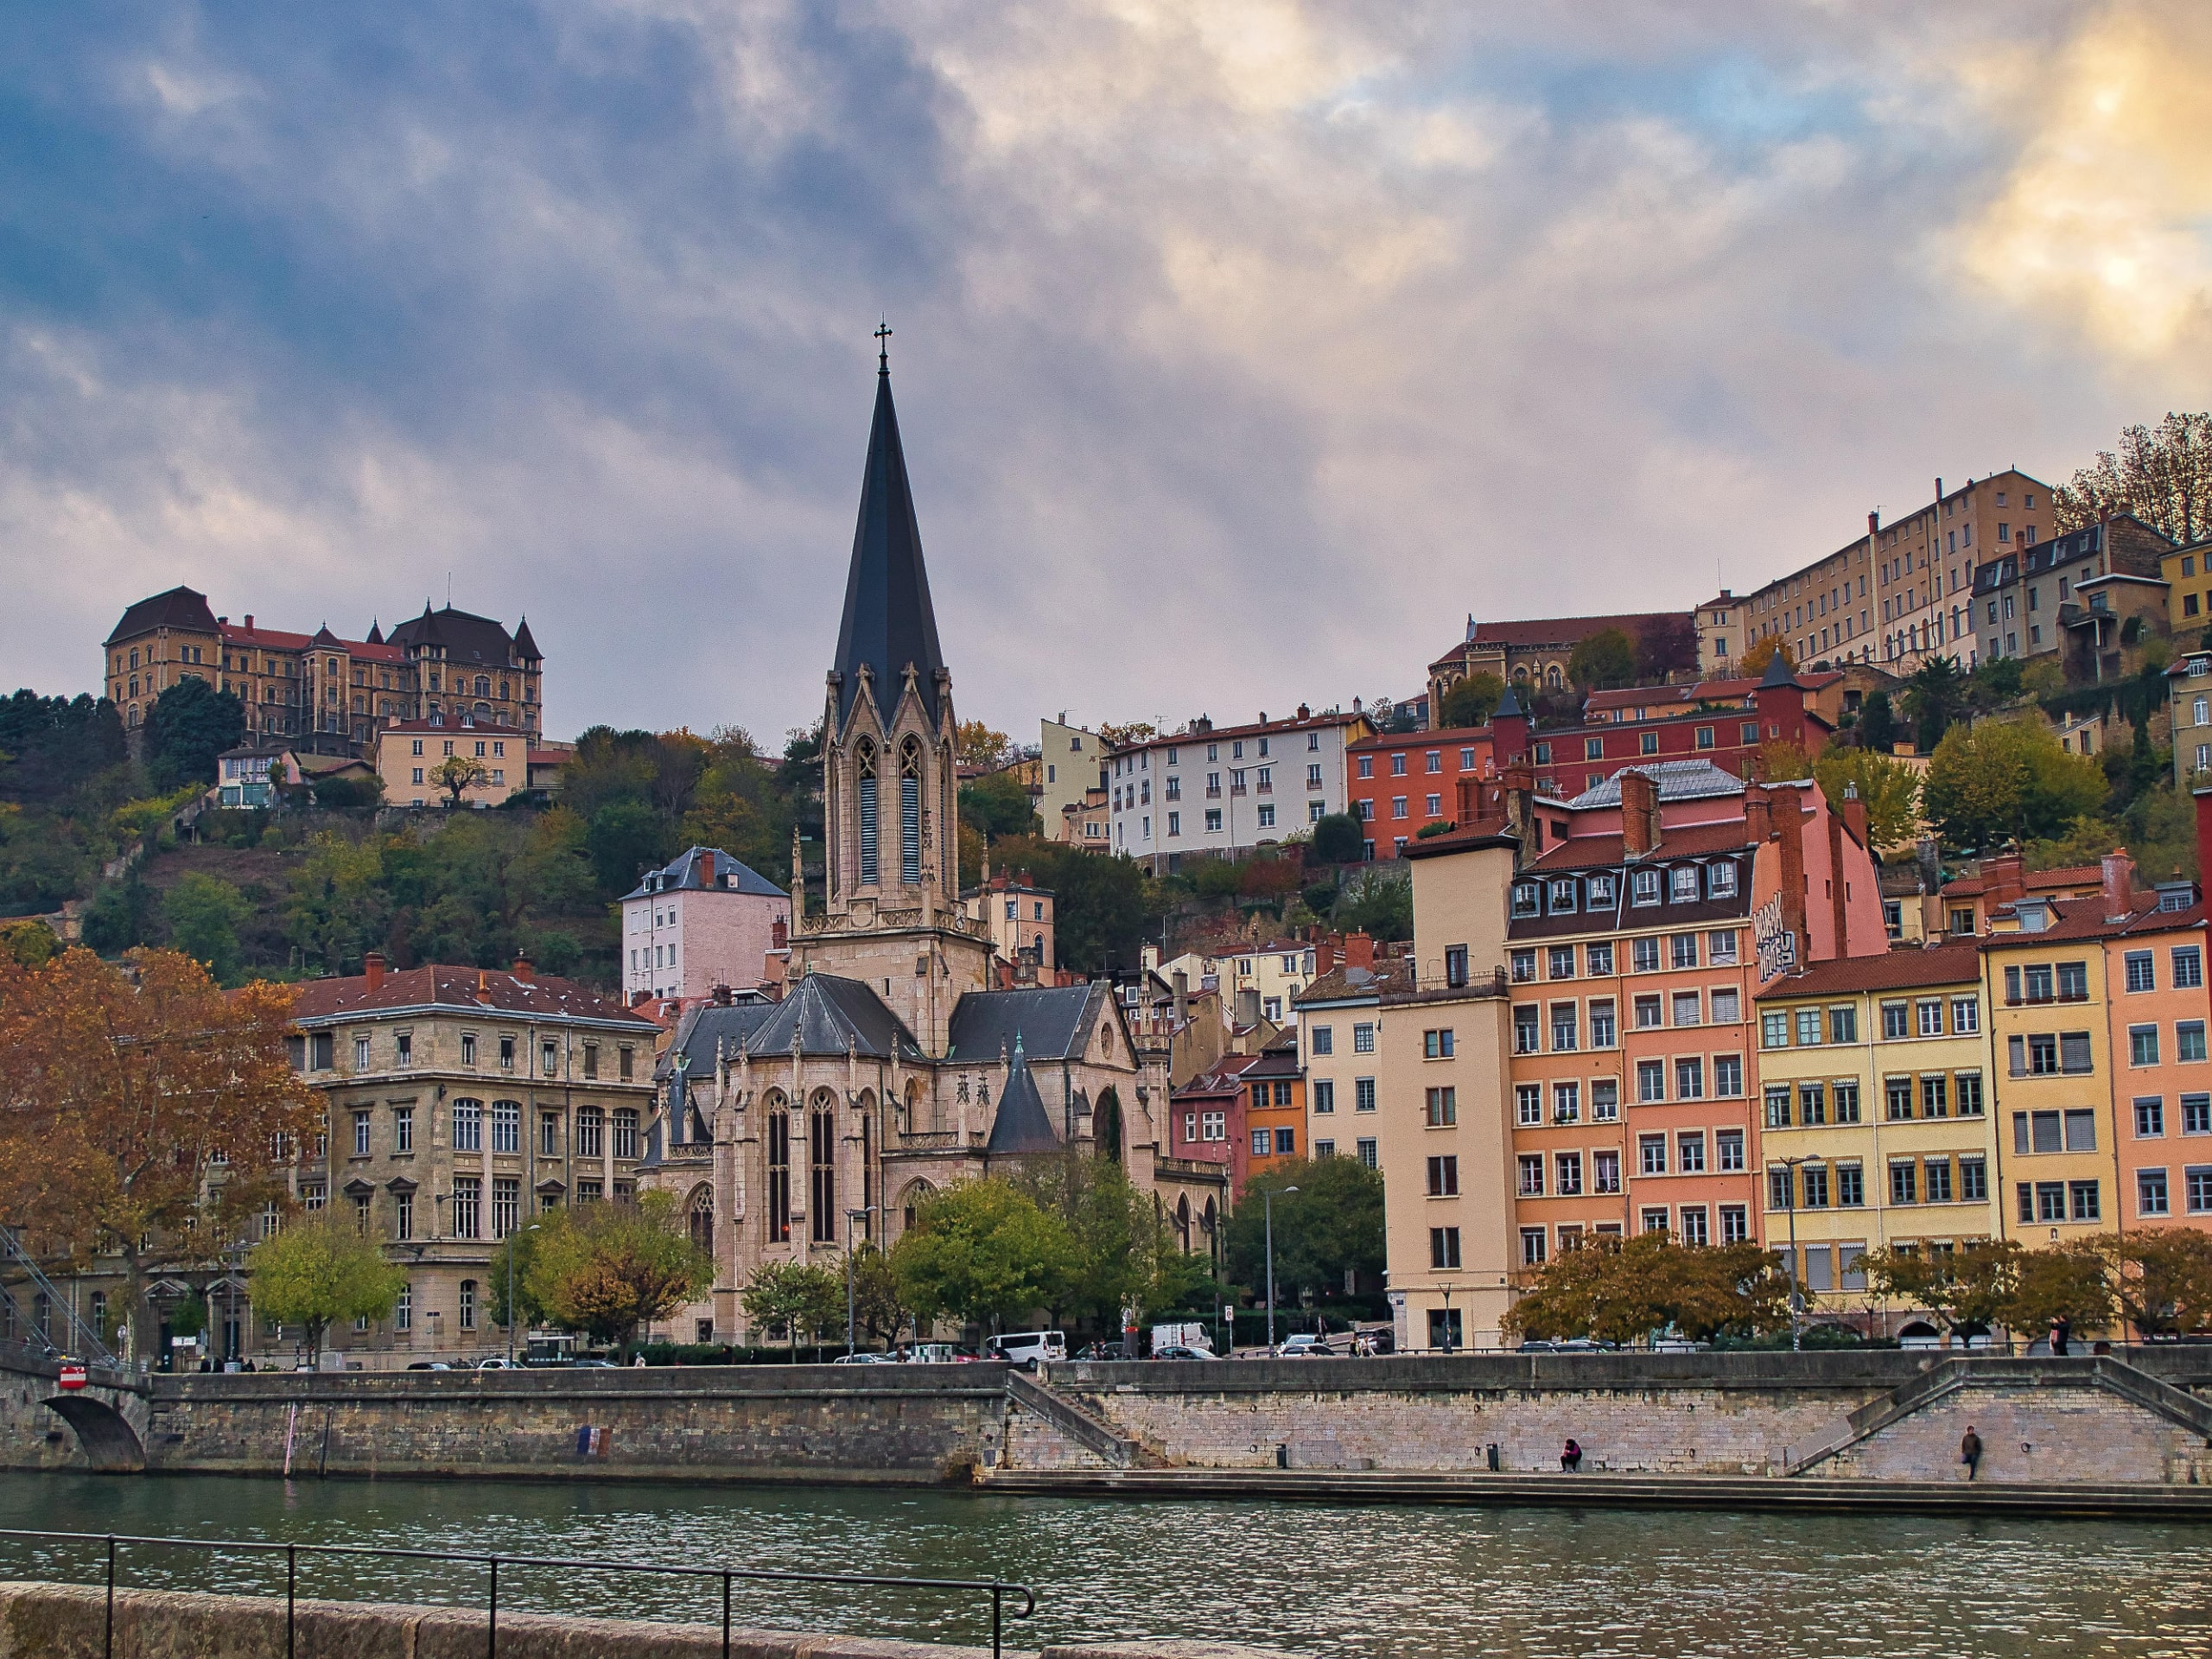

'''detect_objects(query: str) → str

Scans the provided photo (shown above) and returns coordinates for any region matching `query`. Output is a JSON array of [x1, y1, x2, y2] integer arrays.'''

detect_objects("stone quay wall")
[[1038, 1351, 2212, 1481], [140, 1363, 1009, 1484], [0, 1582, 1292, 1659]]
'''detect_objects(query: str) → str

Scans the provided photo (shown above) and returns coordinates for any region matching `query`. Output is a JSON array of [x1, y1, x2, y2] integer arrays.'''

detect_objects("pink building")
[[621, 847, 791, 1005]]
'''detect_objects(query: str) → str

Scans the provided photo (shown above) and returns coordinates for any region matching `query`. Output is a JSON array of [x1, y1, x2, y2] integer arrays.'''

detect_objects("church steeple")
[[830, 342, 947, 734]]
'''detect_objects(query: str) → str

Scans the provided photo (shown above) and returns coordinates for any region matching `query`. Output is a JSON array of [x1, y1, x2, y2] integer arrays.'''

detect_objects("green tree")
[[849, 1243, 911, 1347], [1812, 747, 1923, 852], [0, 690, 128, 807], [1859, 1240, 2019, 1336], [1923, 718, 2108, 851], [1567, 628, 1637, 691], [79, 874, 161, 955], [1333, 868, 1411, 940], [889, 1179, 1075, 1331], [488, 1224, 547, 1331], [2053, 411, 2212, 545], [2005, 1243, 2117, 1334], [1309, 812, 1363, 865], [283, 832, 391, 976], [586, 799, 671, 897], [247, 1211, 407, 1363], [958, 772, 1040, 842], [740, 1258, 846, 1358], [1856, 690, 1897, 753], [162, 873, 248, 984], [1042, 847, 1149, 973], [1504, 1232, 1789, 1344], [1438, 673, 1504, 729], [1222, 1158, 1384, 1305], [1902, 657, 1968, 751], [1012, 1150, 1194, 1329], [0, 919, 59, 968], [143, 678, 245, 791], [311, 774, 385, 810], [525, 1192, 712, 1348]]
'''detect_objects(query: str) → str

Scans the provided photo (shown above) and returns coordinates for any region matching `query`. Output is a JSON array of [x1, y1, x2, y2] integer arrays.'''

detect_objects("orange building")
[[1238, 1031, 1306, 1185]]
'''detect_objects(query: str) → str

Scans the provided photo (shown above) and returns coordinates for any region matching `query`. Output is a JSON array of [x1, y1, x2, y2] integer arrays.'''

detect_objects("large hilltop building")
[[102, 589, 543, 756], [1426, 611, 1690, 721], [641, 349, 1230, 1343]]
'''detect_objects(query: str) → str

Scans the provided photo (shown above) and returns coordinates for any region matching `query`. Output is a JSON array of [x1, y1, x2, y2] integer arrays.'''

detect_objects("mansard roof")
[[106, 586, 219, 645], [944, 983, 1107, 1065], [832, 365, 947, 732], [625, 845, 787, 901], [741, 972, 925, 1063], [389, 603, 527, 671], [984, 1041, 1060, 1156]]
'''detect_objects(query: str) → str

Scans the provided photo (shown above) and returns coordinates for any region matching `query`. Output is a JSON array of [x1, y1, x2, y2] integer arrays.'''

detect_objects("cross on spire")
[[875, 318, 893, 375]]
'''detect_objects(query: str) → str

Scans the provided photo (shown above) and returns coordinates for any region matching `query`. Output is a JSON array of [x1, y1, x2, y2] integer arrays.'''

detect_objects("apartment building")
[[1346, 726, 1493, 858], [375, 716, 530, 808], [285, 956, 659, 1364], [2169, 647, 2212, 784], [1039, 717, 1108, 842], [622, 846, 792, 1005], [1972, 514, 2172, 671], [1166, 1057, 1255, 1179], [1106, 707, 1373, 873], [2163, 541, 2212, 638], [960, 868, 1056, 976], [1238, 1032, 1308, 1183], [1739, 471, 2050, 676], [1294, 944, 1397, 1171], [1695, 592, 1741, 677], [1752, 944, 2000, 1322]]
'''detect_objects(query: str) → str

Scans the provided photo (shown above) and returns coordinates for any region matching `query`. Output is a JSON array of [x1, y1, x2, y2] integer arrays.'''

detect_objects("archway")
[[1092, 1087, 1124, 1163], [41, 1395, 143, 1472]]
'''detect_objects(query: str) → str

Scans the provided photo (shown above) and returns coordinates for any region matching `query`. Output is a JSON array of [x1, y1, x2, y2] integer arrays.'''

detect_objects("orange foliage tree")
[[0, 948, 319, 1361]]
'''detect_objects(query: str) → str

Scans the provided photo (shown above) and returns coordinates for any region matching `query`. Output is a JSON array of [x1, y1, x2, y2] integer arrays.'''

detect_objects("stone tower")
[[792, 346, 995, 1048]]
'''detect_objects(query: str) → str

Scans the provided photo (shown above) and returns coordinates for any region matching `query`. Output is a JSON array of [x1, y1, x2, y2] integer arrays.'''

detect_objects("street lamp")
[[505, 1222, 542, 1366], [1768, 1156, 1811, 1352], [845, 1206, 877, 1356], [1264, 1185, 1299, 1356]]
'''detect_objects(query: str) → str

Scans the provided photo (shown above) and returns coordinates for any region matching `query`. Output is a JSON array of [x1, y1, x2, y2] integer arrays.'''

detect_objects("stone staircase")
[[1003, 1371, 1166, 1470]]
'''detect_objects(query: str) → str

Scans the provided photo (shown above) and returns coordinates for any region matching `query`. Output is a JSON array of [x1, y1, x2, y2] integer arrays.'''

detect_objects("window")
[[1631, 869, 1661, 906], [1588, 999, 1617, 1047], [1252, 1128, 1272, 1157], [1770, 1167, 1795, 1211], [2175, 947, 2204, 989], [1720, 1205, 1749, 1243], [1549, 1005, 1578, 1052], [1425, 1087, 1457, 1127], [1592, 1080, 1620, 1123], [1548, 944, 1576, 980], [354, 1035, 372, 1071], [1312, 1078, 1335, 1116], [1797, 1081, 1826, 1124], [1675, 1058, 1704, 1100], [1634, 995, 1662, 1030], [1672, 991, 1701, 1027], [1353, 1022, 1376, 1054], [1424, 1028, 1456, 1059], [2190, 1166, 2212, 1212], [541, 1039, 558, 1077], [1708, 930, 1738, 964], [2126, 950, 2155, 993], [2186, 1095, 2212, 1135], [1951, 996, 1979, 1033], [1639, 1134, 1667, 1175], [395, 1283, 411, 1332], [1916, 1000, 1943, 1037], [454, 1101, 482, 1152], [613, 1109, 640, 1160], [1801, 1164, 1828, 1208], [1354, 1078, 1376, 1113], [1516, 1084, 1543, 1127], [1200, 1111, 1225, 1141], [1921, 1074, 1948, 1118], [1670, 934, 1700, 970], [2132, 1025, 2160, 1066], [2139, 1167, 2171, 1216], [1836, 1165, 1865, 1207], [1714, 1054, 1743, 1096], [1510, 949, 1537, 983], [1631, 937, 1661, 973], [1677, 1131, 1707, 1173], [1762, 1011, 1789, 1049], [1310, 1026, 1333, 1057], [1430, 1227, 1463, 1271], [2183, 1022, 2209, 1063], [1796, 1008, 1823, 1046], [2070, 1180, 2101, 1222], [353, 1109, 372, 1156], [1669, 867, 1699, 902], [1880, 1001, 1909, 1039], [1427, 1155, 1459, 1196], [453, 1175, 482, 1239], [540, 1111, 559, 1155], [1637, 1059, 1664, 1103], [492, 1101, 519, 1153], [575, 1106, 603, 1158], [1594, 1150, 1622, 1193], [1555, 1152, 1583, 1195]]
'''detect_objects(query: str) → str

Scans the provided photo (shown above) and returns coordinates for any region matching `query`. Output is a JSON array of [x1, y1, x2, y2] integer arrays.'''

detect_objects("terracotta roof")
[[1293, 960, 1414, 1001], [377, 718, 528, 736], [1170, 1055, 1262, 1099], [1524, 818, 1760, 872], [1755, 942, 1984, 1000], [1940, 863, 2104, 899], [1985, 892, 2206, 947], [289, 965, 654, 1027], [1349, 724, 1491, 750], [222, 622, 316, 652], [1583, 677, 1759, 711], [1116, 709, 1372, 752]]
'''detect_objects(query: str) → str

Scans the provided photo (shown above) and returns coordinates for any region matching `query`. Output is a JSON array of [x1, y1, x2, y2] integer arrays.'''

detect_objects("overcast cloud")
[[4, 1, 2209, 743]]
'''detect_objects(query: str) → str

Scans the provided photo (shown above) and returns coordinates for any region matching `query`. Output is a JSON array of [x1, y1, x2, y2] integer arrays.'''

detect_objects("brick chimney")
[[1826, 798, 1847, 961], [2101, 849, 2137, 923], [771, 918, 788, 950], [511, 954, 534, 982], [1344, 931, 1376, 972], [712, 982, 731, 1006], [697, 849, 715, 887], [1314, 934, 1338, 976], [1619, 769, 1661, 856], [1173, 969, 1189, 1027], [1840, 782, 1869, 849], [244, 614, 254, 631], [1744, 783, 1772, 849], [364, 950, 386, 992], [1773, 785, 1809, 957], [1980, 853, 2026, 909]]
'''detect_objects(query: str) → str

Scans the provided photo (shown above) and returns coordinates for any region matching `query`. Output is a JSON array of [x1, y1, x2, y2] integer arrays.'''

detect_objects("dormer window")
[[1548, 878, 1578, 913], [1586, 874, 1617, 906], [1707, 861, 1738, 899], [1511, 882, 1540, 918], [1669, 867, 1700, 902], [1630, 869, 1661, 906]]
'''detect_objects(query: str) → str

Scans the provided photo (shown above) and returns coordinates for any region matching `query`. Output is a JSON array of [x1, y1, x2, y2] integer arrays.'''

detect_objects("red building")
[[1346, 726, 1496, 860], [1166, 1056, 1257, 1182]]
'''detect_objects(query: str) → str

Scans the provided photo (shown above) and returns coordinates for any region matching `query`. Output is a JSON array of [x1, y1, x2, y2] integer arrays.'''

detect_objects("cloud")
[[1, 0, 2204, 748]]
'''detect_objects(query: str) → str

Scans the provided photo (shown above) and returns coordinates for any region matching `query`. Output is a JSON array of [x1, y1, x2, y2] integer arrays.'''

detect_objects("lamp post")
[[845, 1206, 877, 1357], [1768, 1156, 1810, 1351], [505, 1221, 541, 1366], [1264, 1185, 1299, 1356]]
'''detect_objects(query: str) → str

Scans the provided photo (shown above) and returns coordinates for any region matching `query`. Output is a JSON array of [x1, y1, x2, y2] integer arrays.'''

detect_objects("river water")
[[0, 1471, 2202, 1658]]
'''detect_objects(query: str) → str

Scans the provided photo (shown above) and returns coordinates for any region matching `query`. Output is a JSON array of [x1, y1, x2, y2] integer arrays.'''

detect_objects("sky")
[[5, 1, 2211, 747]]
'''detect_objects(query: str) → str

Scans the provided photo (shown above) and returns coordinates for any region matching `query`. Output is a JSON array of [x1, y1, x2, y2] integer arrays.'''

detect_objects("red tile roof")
[[1940, 863, 2104, 899], [1754, 942, 1983, 1000], [377, 718, 528, 736], [289, 964, 653, 1026], [1985, 893, 2205, 947], [1521, 818, 1759, 872]]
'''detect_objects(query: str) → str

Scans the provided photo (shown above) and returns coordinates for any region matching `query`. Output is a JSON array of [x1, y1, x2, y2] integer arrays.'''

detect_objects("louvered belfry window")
[[900, 740, 923, 885], [857, 741, 879, 887]]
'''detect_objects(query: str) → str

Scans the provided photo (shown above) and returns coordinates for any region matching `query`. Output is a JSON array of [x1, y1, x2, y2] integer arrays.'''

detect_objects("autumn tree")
[[955, 721, 1013, 770], [1812, 746, 1923, 851], [0, 948, 318, 1363], [2054, 411, 2212, 547], [2006, 1241, 2118, 1334], [1635, 613, 1701, 681], [1858, 1240, 2020, 1337], [2090, 1230, 2212, 1338], [740, 1257, 846, 1358], [429, 753, 490, 809], [247, 1211, 406, 1363], [525, 1192, 711, 1348], [1503, 1231, 1788, 1345], [1738, 638, 1794, 678]]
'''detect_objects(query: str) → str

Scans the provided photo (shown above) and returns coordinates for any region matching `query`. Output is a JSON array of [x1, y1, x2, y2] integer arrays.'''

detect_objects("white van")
[[986, 1331, 1067, 1370]]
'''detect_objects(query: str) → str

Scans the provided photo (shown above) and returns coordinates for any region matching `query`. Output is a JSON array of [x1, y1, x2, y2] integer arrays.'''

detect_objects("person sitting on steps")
[[1561, 1438, 1583, 1472]]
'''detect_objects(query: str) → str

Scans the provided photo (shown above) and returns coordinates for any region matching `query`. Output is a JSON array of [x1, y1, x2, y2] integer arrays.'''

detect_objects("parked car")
[[1277, 1334, 1336, 1357], [474, 1357, 516, 1370], [404, 1361, 452, 1371], [1152, 1344, 1219, 1361], [1555, 1338, 1620, 1352], [573, 1357, 619, 1368], [831, 1351, 895, 1364], [985, 1331, 1067, 1370]]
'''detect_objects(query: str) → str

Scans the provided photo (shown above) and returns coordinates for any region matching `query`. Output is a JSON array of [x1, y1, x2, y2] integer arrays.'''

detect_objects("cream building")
[[375, 716, 529, 808]]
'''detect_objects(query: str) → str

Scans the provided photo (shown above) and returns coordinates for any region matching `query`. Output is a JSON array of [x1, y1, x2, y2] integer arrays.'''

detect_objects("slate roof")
[[389, 604, 527, 671], [741, 973, 925, 1063], [289, 965, 654, 1027], [944, 983, 1104, 1064], [658, 995, 780, 1077], [982, 1040, 1061, 1155], [107, 587, 219, 645], [625, 846, 786, 902], [1984, 892, 2206, 948], [833, 365, 948, 731], [1565, 760, 1747, 810], [1429, 612, 1682, 671]]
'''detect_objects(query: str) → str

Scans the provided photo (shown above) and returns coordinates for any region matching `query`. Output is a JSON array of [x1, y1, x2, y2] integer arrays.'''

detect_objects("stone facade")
[[1814, 1383, 2211, 1484]]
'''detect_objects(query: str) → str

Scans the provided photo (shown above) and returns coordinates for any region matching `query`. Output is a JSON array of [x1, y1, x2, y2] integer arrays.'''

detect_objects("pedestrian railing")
[[0, 1528, 1035, 1659]]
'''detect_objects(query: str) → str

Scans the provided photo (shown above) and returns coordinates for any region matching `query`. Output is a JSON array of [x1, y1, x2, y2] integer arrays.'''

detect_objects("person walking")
[[2050, 1317, 2072, 1357], [1960, 1426, 1983, 1481], [1560, 1438, 1583, 1473]]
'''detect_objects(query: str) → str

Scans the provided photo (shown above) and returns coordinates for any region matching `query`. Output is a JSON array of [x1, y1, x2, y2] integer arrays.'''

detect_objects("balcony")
[[1307, 778, 1325, 791], [1205, 787, 1221, 799]]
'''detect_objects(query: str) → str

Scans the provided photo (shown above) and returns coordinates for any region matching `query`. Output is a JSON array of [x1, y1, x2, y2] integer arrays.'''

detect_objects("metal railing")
[[0, 1528, 1035, 1659]]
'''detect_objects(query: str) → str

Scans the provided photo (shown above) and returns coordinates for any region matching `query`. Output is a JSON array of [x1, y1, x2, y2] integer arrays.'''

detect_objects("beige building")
[[2171, 646, 2212, 784], [960, 868, 1056, 975], [1696, 592, 1740, 677], [375, 717, 530, 808], [1039, 717, 1108, 842]]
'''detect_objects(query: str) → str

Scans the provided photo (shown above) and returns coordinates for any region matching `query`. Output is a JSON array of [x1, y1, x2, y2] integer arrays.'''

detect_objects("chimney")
[[1314, 936, 1337, 976], [511, 954, 534, 982], [1297, 703, 1310, 720], [630, 989, 652, 1007], [2101, 849, 2137, 923], [712, 982, 731, 1006], [364, 950, 387, 992], [1935, 477, 1943, 504], [1259, 712, 1268, 725], [1236, 988, 1262, 1028], [698, 849, 715, 887], [1840, 782, 1869, 849], [1619, 769, 1660, 857], [244, 614, 254, 631], [1344, 931, 1376, 973], [1981, 853, 2025, 908], [1173, 969, 1189, 1027], [1774, 786, 1809, 960], [1826, 798, 1848, 961], [1867, 510, 1879, 536], [771, 918, 788, 950], [1744, 783, 1772, 849]]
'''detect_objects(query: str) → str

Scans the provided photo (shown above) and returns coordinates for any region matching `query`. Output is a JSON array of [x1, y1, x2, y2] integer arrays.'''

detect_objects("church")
[[641, 346, 1229, 1344]]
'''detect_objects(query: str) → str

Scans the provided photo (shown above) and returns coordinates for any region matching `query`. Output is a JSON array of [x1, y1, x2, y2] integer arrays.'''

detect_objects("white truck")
[[1149, 1322, 1215, 1357]]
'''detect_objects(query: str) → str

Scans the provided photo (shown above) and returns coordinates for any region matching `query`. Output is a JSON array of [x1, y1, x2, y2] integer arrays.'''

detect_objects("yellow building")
[[2168, 645, 2212, 785], [2163, 541, 2212, 639], [376, 718, 530, 808], [1751, 943, 1999, 1330]]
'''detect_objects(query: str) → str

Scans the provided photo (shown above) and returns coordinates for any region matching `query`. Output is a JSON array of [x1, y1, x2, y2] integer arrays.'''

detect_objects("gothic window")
[[810, 1092, 837, 1243], [689, 1185, 714, 1255], [766, 1097, 791, 1243], [899, 738, 923, 885], [856, 742, 880, 887]]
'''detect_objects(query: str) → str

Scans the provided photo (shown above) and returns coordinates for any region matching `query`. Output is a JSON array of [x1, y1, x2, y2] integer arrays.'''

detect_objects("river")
[[0, 1471, 2202, 1657]]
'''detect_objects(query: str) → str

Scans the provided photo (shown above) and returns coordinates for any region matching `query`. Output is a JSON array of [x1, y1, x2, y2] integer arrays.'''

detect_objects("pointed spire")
[[365, 620, 385, 645], [1495, 683, 1523, 719], [1759, 650, 1797, 690], [513, 614, 541, 662], [831, 344, 947, 733]]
